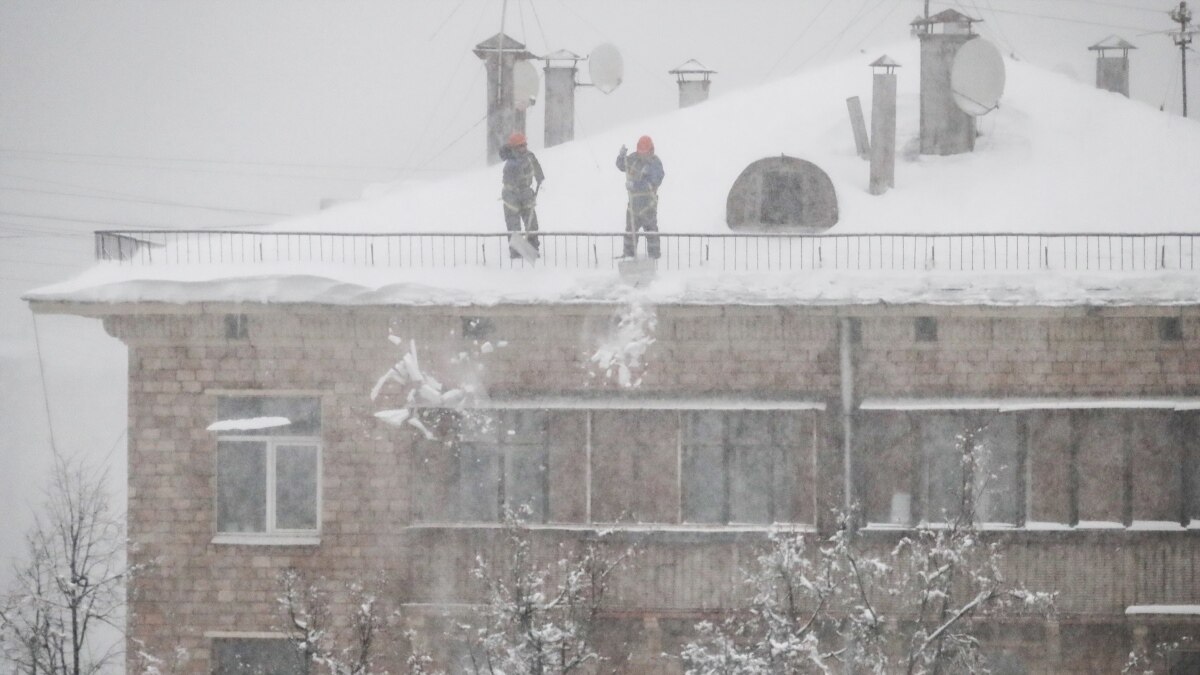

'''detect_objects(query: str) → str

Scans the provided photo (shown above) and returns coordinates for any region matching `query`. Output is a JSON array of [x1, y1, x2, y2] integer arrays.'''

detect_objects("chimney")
[[869, 56, 900, 195], [1089, 36, 1136, 97], [541, 50, 582, 148], [669, 59, 716, 108], [914, 9, 980, 156], [474, 33, 537, 165]]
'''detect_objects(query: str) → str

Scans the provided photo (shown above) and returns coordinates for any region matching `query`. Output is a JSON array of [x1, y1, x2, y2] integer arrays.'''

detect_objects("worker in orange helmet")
[[499, 132, 544, 258], [616, 135, 665, 259]]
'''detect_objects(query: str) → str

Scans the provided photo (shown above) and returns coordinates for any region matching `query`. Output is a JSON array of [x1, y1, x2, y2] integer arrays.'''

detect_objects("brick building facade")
[[29, 299, 1197, 673]]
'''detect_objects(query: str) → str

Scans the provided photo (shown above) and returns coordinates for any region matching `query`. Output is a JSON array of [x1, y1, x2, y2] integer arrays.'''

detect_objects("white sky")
[[0, 0, 1197, 597]]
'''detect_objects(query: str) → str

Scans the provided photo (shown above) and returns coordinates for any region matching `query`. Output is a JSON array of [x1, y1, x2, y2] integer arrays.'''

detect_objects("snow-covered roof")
[[24, 41, 1200, 310]]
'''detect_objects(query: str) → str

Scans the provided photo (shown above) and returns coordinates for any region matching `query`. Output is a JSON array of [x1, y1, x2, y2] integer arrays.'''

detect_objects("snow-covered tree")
[[276, 568, 388, 675], [0, 457, 129, 675], [460, 508, 633, 675], [1123, 635, 1195, 674], [683, 425, 1055, 675], [128, 641, 190, 675]]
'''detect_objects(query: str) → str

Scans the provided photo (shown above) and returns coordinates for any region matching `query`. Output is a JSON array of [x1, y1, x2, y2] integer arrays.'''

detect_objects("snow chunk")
[[373, 409, 411, 427], [207, 416, 290, 432]]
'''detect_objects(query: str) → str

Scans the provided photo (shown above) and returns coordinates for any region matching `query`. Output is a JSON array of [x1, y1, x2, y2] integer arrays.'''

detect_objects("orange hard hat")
[[508, 132, 527, 147], [636, 135, 654, 154]]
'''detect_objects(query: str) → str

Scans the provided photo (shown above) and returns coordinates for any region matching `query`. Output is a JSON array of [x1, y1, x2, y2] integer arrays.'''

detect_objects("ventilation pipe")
[[669, 59, 716, 108], [1089, 36, 1136, 97]]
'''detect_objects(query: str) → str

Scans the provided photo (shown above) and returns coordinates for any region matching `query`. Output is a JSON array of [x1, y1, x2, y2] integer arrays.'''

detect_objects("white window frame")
[[214, 435, 322, 545], [211, 393, 323, 546]]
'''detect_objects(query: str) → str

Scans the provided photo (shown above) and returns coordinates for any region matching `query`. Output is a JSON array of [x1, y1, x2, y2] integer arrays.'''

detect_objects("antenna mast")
[[1169, 1, 1194, 117], [497, 0, 509, 106]]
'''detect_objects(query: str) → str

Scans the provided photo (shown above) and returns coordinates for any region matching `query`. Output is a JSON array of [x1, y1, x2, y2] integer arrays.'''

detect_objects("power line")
[[850, 0, 908, 54], [791, 0, 891, 74], [428, 0, 469, 41], [0, 210, 266, 229], [0, 222, 94, 236], [30, 314, 60, 458], [527, 0, 551, 54], [406, 1, 494, 171], [964, 0, 1019, 57], [1029, 0, 1169, 15], [0, 147, 406, 175], [551, 0, 671, 83], [824, 0, 891, 59], [0, 152, 407, 183], [0, 185, 289, 217], [0, 257, 85, 269], [517, 0, 529, 46], [0, 274, 52, 282], [411, 113, 491, 174], [966, 6, 1158, 33], [764, 0, 839, 80]]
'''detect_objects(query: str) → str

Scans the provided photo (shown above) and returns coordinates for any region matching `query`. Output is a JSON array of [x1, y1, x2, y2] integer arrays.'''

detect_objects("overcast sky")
[[0, 0, 1195, 584]]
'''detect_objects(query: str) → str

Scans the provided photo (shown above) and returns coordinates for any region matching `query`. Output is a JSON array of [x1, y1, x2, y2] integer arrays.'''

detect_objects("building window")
[[213, 397, 321, 541], [455, 410, 549, 522], [224, 314, 249, 340], [681, 411, 806, 524], [863, 405, 1198, 529], [1159, 316, 1183, 341], [859, 411, 1019, 526], [915, 317, 938, 342], [211, 637, 307, 675]]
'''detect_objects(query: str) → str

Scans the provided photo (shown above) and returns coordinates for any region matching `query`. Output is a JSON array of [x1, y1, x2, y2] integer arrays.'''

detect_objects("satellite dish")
[[588, 43, 623, 94], [950, 38, 1006, 116], [513, 60, 540, 111]]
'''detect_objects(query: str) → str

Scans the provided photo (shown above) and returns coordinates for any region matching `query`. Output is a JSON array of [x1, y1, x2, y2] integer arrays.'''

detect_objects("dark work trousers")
[[624, 192, 659, 258], [503, 189, 539, 257]]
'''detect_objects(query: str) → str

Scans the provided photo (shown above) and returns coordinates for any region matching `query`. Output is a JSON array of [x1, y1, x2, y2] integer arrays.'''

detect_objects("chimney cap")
[[473, 32, 536, 60], [1089, 35, 1138, 52], [541, 48, 584, 63], [669, 59, 716, 83], [869, 55, 902, 71], [669, 59, 717, 75], [910, 9, 981, 26]]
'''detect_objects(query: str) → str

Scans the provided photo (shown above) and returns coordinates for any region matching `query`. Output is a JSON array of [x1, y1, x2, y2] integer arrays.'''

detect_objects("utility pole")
[[1169, 1, 1194, 117]]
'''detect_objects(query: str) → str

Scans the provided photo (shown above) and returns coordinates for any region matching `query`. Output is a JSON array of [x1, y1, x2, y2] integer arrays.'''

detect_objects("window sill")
[[212, 533, 321, 547]]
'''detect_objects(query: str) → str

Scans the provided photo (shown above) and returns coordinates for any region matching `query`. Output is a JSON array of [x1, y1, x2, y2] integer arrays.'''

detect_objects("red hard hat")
[[508, 132, 527, 147], [636, 135, 654, 154]]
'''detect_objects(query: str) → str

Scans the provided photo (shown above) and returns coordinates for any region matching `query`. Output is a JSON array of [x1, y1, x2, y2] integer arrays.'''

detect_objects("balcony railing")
[[94, 230, 1200, 273]]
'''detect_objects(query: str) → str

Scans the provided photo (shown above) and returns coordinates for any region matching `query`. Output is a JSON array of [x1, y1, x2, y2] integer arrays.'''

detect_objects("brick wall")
[[107, 304, 1200, 673]]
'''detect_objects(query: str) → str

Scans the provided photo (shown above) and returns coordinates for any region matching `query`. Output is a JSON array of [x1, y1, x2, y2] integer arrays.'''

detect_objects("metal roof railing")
[[94, 230, 1200, 273]]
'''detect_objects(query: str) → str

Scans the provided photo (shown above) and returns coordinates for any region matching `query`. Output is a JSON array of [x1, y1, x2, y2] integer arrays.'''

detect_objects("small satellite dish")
[[950, 38, 1006, 116], [588, 43, 623, 94], [512, 60, 540, 110]]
